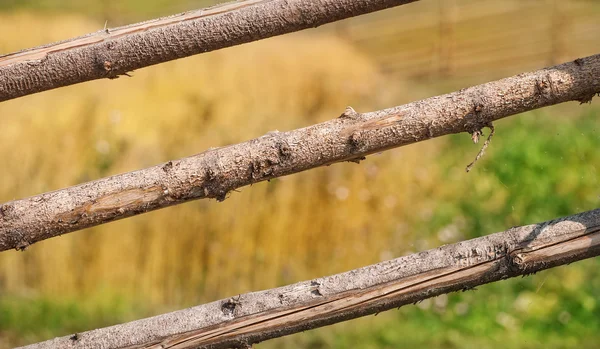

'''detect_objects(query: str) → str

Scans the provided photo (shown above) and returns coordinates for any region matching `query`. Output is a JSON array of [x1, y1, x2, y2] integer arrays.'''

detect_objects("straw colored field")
[[0, 3, 599, 348]]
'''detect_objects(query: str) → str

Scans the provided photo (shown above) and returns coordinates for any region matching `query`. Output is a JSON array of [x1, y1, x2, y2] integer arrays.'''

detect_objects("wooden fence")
[[1, 0, 599, 348]]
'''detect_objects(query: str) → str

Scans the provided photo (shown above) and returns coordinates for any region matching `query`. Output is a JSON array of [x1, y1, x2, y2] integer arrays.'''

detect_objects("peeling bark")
[[1, 54, 599, 251], [19, 209, 600, 349], [0, 0, 419, 102]]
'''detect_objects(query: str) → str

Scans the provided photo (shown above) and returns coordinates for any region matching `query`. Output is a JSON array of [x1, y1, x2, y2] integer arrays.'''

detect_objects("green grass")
[[0, 292, 149, 347]]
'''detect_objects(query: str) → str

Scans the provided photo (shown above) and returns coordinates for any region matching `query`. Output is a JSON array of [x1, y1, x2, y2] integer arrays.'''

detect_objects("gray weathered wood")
[[0, 0, 419, 102], [19, 208, 600, 349], [0, 54, 598, 252]]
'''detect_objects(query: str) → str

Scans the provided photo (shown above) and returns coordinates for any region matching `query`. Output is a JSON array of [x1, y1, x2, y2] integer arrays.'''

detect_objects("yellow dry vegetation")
[[0, 13, 443, 306]]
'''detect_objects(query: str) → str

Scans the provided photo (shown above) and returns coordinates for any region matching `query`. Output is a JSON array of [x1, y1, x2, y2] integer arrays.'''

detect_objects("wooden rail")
[[0, 0, 419, 102], [1, 53, 598, 251], [20, 208, 600, 349]]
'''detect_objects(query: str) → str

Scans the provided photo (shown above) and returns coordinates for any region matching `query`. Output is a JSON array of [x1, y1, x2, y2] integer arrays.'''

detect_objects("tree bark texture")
[[19, 208, 600, 349], [0, 0, 420, 102], [0, 54, 598, 252]]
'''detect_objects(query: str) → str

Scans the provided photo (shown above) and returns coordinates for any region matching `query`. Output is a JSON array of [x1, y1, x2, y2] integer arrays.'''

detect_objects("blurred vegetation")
[[0, 2, 600, 348], [0, 0, 218, 23]]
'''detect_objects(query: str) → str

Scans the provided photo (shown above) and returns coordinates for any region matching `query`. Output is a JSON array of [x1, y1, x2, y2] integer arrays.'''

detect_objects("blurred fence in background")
[[332, 0, 600, 83]]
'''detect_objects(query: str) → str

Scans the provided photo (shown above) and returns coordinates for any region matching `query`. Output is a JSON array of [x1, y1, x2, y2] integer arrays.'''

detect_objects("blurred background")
[[0, 0, 600, 348]]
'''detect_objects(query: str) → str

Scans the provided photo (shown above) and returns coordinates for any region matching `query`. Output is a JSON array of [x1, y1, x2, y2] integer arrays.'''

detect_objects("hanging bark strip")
[[19, 208, 600, 349], [0, 0, 420, 102], [0, 54, 599, 252]]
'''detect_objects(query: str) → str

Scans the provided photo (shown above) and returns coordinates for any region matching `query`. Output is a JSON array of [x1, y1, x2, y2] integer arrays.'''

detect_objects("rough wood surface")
[[0, 0, 419, 102], [0, 54, 599, 252], [19, 208, 600, 349]]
